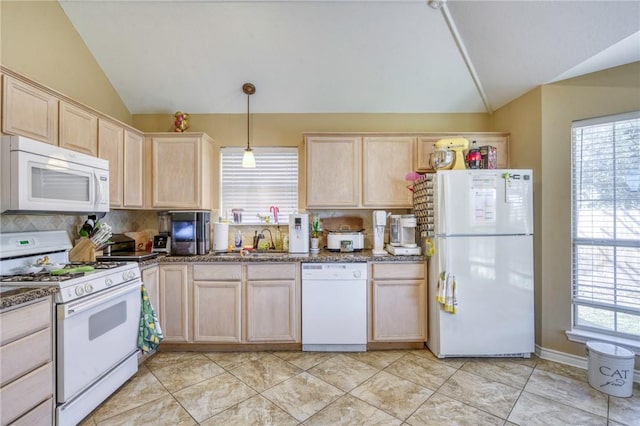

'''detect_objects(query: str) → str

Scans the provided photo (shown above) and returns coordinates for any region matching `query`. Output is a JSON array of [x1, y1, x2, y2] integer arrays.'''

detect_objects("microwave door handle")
[[93, 171, 102, 210]]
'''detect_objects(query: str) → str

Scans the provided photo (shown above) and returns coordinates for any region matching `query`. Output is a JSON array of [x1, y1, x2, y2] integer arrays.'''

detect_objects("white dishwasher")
[[301, 263, 367, 352]]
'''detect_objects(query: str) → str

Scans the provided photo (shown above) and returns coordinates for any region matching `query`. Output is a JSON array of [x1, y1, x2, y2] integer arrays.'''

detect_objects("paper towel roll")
[[213, 223, 229, 252]]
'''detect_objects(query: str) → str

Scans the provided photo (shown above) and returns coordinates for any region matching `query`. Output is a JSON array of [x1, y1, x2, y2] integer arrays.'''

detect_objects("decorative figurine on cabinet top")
[[174, 111, 190, 132]]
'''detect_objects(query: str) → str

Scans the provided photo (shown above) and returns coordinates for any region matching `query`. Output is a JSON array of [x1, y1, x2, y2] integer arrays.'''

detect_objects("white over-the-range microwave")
[[1, 135, 110, 214]]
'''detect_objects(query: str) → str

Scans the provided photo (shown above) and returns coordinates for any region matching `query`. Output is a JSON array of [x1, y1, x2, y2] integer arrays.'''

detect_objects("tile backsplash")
[[1, 210, 158, 240]]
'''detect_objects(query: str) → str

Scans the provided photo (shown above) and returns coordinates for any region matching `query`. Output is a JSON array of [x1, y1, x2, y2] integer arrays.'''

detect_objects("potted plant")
[[311, 216, 320, 249]]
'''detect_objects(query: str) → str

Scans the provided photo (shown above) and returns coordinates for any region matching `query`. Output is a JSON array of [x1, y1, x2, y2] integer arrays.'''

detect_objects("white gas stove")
[[0, 230, 139, 303], [0, 230, 142, 425]]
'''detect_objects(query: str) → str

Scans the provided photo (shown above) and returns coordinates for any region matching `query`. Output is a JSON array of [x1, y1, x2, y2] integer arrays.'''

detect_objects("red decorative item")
[[173, 111, 190, 132]]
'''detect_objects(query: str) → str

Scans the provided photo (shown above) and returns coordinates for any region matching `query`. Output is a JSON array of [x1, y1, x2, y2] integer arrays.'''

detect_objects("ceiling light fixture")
[[428, 0, 443, 10], [242, 82, 256, 168]]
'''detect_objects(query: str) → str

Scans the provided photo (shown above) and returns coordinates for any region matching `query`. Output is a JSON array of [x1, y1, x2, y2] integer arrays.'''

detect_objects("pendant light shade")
[[242, 83, 256, 168]]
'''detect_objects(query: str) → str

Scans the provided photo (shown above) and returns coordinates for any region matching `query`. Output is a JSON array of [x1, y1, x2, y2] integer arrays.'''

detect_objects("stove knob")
[[84, 283, 94, 293], [353, 270, 362, 279], [105, 277, 113, 287], [128, 271, 136, 279], [75, 286, 85, 296]]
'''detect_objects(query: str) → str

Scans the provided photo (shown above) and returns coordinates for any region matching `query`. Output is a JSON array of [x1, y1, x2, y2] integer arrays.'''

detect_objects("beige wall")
[[539, 63, 640, 356], [492, 62, 640, 357], [0, 1, 131, 123]]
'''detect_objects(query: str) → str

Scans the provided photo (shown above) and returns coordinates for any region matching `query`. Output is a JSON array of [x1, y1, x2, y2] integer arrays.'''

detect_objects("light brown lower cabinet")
[[245, 263, 299, 342], [142, 265, 160, 324], [158, 264, 189, 343], [158, 263, 300, 345], [193, 264, 242, 343], [370, 262, 427, 342], [0, 297, 53, 426]]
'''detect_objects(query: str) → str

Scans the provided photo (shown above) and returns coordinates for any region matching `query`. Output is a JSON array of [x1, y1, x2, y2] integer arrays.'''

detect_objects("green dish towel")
[[138, 284, 163, 353]]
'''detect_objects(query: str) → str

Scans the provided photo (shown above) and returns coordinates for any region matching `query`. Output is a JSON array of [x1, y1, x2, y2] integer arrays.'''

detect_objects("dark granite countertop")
[[0, 286, 57, 310], [159, 249, 424, 263]]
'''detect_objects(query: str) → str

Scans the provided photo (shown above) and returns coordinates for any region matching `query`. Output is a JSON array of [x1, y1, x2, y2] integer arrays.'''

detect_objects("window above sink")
[[219, 147, 299, 225]]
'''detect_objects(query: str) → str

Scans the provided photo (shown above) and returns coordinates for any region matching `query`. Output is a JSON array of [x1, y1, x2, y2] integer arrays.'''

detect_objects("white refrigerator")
[[421, 169, 534, 358]]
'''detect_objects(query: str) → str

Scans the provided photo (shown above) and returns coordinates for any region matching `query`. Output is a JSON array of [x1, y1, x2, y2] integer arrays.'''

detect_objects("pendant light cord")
[[246, 92, 250, 150]]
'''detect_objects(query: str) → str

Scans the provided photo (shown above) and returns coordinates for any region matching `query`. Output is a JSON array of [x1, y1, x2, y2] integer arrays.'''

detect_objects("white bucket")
[[586, 341, 635, 397]]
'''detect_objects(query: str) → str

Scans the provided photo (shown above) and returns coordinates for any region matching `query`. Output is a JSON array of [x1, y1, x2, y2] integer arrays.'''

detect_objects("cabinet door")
[[151, 135, 202, 209], [416, 133, 510, 172], [59, 101, 98, 156], [193, 281, 242, 343], [142, 266, 160, 324], [416, 136, 440, 172], [124, 130, 144, 208], [2, 76, 58, 145], [159, 265, 189, 342], [306, 136, 360, 208], [371, 279, 426, 341], [467, 134, 509, 169], [246, 280, 298, 342], [98, 119, 124, 207], [362, 136, 415, 207]]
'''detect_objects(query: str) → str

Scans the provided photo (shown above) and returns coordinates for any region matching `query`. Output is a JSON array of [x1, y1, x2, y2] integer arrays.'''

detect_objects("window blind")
[[571, 111, 640, 339], [220, 147, 298, 224]]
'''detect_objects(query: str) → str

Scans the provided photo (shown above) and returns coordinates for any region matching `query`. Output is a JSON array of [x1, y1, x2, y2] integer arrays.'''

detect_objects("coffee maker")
[[171, 211, 211, 255], [153, 211, 171, 254], [387, 214, 421, 255], [372, 210, 387, 256], [288, 213, 309, 253]]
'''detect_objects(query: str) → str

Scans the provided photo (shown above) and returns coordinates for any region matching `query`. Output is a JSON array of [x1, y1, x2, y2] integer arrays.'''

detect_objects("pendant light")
[[242, 83, 256, 168]]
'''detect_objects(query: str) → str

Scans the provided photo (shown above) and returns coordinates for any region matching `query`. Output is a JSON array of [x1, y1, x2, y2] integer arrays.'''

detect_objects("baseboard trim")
[[535, 344, 640, 384]]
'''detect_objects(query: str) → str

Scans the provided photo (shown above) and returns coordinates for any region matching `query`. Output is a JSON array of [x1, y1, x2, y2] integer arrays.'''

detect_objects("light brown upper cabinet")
[[98, 119, 124, 207], [306, 135, 361, 208], [98, 122, 145, 209], [416, 132, 510, 172], [59, 101, 98, 156], [147, 133, 214, 210], [2, 75, 58, 145], [362, 136, 415, 207], [305, 134, 415, 209], [123, 130, 145, 208]]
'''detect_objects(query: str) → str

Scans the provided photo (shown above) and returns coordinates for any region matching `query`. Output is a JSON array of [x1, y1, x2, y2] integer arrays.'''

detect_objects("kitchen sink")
[[212, 251, 290, 258], [248, 252, 290, 257]]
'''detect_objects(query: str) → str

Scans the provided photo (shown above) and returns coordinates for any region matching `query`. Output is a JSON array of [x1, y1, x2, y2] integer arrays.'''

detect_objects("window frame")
[[569, 110, 640, 343], [219, 146, 299, 225]]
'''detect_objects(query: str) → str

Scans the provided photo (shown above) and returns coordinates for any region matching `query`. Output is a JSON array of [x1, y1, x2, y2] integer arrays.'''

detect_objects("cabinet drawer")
[[371, 263, 425, 280], [193, 264, 242, 281], [246, 263, 297, 280], [0, 362, 53, 426], [0, 327, 51, 385], [11, 397, 52, 426], [0, 298, 51, 346]]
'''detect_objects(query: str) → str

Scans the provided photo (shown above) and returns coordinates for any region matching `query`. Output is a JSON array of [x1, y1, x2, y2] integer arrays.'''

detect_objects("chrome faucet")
[[260, 229, 275, 250]]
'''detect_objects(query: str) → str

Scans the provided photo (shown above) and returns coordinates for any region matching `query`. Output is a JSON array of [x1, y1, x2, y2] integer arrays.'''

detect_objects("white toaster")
[[326, 231, 365, 251]]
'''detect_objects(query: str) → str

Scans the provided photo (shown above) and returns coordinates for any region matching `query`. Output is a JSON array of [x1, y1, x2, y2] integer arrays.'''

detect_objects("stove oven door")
[[56, 279, 141, 403]]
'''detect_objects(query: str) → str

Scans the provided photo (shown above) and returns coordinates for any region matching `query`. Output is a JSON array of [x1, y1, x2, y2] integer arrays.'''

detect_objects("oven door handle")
[[59, 280, 141, 319]]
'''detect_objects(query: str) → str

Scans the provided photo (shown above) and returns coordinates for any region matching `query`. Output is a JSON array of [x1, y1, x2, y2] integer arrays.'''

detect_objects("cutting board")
[[125, 231, 150, 251], [321, 216, 364, 232]]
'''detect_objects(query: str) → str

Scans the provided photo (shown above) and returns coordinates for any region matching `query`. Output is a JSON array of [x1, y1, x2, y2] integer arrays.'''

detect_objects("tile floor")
[[80, 349, 639, 426]]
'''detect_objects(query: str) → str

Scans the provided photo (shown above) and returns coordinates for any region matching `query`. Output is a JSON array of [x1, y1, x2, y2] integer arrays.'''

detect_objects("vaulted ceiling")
[[58, 0, 640, 115]]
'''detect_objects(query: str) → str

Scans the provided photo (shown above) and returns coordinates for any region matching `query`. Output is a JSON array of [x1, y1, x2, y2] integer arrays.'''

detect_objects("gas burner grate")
[[68, 261, 128, 270], [0, 273, 73, 283]]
